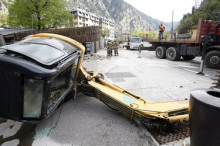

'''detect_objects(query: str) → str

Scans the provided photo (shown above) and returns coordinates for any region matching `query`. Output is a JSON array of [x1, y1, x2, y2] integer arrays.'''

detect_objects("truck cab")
[[130, 37, 142, 50]]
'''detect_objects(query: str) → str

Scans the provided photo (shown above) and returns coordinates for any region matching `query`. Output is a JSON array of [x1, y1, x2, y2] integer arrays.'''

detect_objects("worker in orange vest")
[[159, 22, 165, 40]]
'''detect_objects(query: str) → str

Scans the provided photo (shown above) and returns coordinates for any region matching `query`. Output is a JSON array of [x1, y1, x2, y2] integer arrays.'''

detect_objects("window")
[[131, 38, 141, 43], [23, 78, 43, 118], [7, 41, 64, 65]]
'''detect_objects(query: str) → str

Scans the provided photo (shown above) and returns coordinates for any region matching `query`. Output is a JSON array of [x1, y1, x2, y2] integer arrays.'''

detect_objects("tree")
[[177, 0, 220, 34], [132, 27, 158, 41], [146, 31, 158, 40], [100, 29, 110, 38], [8, 0, 74, 30], [164, 31, 170, 40], [178, 14, 193, 34], [0, 14, 8, 26]]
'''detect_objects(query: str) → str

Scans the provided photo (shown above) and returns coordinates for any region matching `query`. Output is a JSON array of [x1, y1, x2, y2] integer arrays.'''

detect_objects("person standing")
[[106, 40, 112, 57], [113, 40, 118, 56], [159, 22, 165, 40]]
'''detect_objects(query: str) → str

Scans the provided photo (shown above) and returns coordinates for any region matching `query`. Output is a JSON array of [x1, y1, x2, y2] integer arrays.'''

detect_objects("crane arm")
[[79, 66, 189, 124], [26, 33, 189, 124]]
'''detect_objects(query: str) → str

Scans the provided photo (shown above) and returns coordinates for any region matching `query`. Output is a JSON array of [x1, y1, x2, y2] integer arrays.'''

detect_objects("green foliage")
[[132, 27, 145, 39], [178, 13, 194, 34], [177, 0, 220, 34], [0, 14, 8, 26], [118, 37, 123, 43], [146, 31, 158, 40], [100, 29, 110, 38], [164, 31, 170, 40], [8, 0, 74, 30], [132, 27, 158, 41]]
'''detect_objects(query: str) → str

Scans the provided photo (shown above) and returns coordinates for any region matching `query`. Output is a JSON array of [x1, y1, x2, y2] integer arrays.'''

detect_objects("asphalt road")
[[0, 48, 217, 146]]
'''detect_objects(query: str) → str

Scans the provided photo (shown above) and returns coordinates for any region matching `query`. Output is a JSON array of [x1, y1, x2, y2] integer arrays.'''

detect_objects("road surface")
[[0, 48, 217, 146]]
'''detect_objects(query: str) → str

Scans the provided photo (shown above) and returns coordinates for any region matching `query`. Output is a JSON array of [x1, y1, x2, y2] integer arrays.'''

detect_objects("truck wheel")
[[166, 47, 180, 61], [182, 55, 195, 60], [205, 50, 220, 69], [155, 46, 166, 59]]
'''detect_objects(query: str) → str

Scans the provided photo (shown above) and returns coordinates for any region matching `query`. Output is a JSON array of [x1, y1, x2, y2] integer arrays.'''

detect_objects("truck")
[[147, 18, 220, 69], [129, 37, 142, 50]]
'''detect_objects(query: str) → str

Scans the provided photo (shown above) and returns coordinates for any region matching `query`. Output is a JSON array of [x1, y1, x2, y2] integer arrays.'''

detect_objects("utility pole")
[[32, 14, 34, 29], [171, 11, 174, 39], [130, 19, 135, 40]]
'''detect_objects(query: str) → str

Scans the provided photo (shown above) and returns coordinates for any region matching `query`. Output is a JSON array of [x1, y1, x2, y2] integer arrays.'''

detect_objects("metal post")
[[130, 20, 135, 40], [32, 14, 34, 29], [197, 35, 208, 75], [0, 34, 6, 47], [198, 60, 204, 74], [130, 22, 132, 39], [171, 11, 174, 39], [138, 44, 142, 58], [197, 45, 207, 75]]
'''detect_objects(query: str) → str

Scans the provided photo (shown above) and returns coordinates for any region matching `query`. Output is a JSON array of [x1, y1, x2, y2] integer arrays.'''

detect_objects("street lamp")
[[129, 19, 135, 40]]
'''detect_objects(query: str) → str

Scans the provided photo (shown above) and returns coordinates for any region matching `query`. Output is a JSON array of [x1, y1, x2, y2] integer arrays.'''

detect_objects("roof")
[[0, 29, 34, 36]]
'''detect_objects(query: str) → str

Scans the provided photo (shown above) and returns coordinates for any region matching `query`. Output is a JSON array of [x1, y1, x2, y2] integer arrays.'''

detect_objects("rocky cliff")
[[0, 0, 9, 14]]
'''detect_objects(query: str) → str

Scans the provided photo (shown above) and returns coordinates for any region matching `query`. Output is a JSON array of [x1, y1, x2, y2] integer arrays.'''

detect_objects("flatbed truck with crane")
[[147, 18, 220, 69]]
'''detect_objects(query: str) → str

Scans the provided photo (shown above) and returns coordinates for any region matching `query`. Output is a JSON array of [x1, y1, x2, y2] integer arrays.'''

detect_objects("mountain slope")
[[0, 0, 9, 14], [1, 0, 174, 32], [67, 0, 172, 32]]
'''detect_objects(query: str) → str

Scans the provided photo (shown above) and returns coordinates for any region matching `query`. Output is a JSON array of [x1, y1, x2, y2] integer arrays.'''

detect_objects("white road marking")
[[182, 68, 198, 73], [169, 64, 210, 77]]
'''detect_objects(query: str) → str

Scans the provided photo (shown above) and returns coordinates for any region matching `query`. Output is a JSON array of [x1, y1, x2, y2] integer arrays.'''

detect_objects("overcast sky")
[[124, 0, 195, 22]]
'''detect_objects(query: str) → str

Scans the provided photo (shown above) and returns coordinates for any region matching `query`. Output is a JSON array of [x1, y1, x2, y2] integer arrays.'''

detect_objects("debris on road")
[[83, 53, 107, 61]]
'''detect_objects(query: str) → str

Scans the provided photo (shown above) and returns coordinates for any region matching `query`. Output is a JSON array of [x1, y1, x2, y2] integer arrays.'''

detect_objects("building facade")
[[70, 8, 115, 40], [99, 17, 115, 40]]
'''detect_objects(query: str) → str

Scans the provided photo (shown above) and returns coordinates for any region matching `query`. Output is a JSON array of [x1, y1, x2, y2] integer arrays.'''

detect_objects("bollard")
[[0, 34, 6, 47], [190, 89, 220, 146], [138, 44, 142, 58]]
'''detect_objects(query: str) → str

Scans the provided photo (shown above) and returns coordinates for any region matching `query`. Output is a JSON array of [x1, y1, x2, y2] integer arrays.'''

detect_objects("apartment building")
[[99, 17, 115, 40], [70, 8, 115, 40]]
